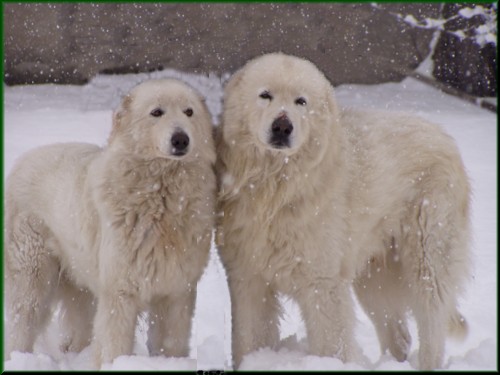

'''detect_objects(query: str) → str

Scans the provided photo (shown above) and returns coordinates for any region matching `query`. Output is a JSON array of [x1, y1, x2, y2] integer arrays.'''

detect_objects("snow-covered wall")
[[3, 3, 439, 86]]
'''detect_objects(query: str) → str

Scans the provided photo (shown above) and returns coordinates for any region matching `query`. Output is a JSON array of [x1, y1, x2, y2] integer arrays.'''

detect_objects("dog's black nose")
[[272, 115, 294, 136], [270, 114, 293, 148], [171, 131, 190, 155]]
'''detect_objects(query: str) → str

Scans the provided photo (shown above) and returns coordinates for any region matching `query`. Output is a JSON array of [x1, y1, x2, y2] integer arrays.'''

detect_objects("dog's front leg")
[[296, 280, 358, 362], [92, 288, 139, 368], [146, 289, 196, 358], [228, 274, 280, 369]]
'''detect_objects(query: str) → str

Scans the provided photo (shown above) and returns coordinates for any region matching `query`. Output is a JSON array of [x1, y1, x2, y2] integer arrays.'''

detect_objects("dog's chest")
[[233, 192, 313, 266], [124, 184, 212, 298], [135, 229, 210, 299], [223, 179, 343, 288]]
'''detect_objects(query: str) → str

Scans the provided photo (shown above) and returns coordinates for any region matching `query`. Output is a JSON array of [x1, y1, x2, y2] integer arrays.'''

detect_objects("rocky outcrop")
[[432, 3, 497, 97]]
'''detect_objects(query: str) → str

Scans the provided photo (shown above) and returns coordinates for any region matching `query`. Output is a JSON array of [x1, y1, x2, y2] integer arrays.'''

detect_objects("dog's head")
[[110, 78, 215, 163], [222, 53, 339, 158]]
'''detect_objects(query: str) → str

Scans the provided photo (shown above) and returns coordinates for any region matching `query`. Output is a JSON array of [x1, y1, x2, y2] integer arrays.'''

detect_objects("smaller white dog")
[[4, 78, 216, 367]]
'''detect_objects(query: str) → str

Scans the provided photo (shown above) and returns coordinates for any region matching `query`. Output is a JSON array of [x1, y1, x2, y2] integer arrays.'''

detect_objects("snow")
[[459, 5, 492, 19], [399, 4, 497, 48], [414, 29, 441, 77], [3, 69, 497, 371]]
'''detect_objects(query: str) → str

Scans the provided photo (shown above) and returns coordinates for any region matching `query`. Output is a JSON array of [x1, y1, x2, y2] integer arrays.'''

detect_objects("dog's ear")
[[220, 69, 244, 138], [108, 94, 132, 145], [223, 68, 244, 99], [324, 82, 339, 119]]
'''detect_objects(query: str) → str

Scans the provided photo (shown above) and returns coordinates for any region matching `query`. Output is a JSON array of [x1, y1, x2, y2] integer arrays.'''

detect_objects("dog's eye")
[[295, 97, 307, 106], [184, 108, 193, 117], [259, 91, 273, 100], [150, 108, 164, 117]]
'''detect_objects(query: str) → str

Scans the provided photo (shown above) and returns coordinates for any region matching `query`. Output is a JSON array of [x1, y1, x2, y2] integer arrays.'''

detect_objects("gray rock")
[[4, 3, 440, 87], [432, 3, 497, 97]]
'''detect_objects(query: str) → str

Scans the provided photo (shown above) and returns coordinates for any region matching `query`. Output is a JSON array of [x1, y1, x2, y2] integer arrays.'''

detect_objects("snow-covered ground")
[[3, 69, 497, 371]]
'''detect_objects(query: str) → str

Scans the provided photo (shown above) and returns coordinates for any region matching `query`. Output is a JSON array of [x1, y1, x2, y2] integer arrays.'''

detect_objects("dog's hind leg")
[[403, 189, 470, 370], [404, 238, 448, 371], [146, 288, 197, 358], [353, 243, 412, 363], [4, 215, 59, 357]]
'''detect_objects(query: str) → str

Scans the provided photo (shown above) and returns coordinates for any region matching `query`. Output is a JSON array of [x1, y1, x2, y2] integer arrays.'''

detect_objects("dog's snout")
[[171, 131, 190, 156], [270, 115, 293, 148]]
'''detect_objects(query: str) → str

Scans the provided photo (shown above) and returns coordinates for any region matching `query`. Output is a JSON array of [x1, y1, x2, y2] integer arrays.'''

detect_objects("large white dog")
[[4, 78, 217, 367], [216, 53, 471, 370]]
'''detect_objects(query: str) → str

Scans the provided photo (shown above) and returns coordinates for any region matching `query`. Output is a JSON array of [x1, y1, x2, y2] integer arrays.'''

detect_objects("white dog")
[[215, 53, 471, 370], [4, 78, 216, 367]]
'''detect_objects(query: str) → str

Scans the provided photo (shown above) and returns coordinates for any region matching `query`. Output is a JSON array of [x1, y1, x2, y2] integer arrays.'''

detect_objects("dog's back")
[[342, 108, 471, 370], [6, 143, 101, 248]]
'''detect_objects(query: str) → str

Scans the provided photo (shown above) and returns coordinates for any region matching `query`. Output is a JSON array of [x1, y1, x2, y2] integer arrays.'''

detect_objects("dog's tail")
[[448, 309, 468, 341]]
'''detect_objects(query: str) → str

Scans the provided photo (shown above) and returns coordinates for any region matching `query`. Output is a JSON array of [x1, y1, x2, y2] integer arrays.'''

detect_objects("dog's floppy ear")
[[223, 68, 244, 99], [324, 81, 339, 120], [221, 68, 244, 139], [108, 94, 132, 145]]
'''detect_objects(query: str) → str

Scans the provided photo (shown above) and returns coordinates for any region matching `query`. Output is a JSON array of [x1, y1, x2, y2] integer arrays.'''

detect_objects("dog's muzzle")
[[269, 114, 293, 149], [171, 130, 190, 156]]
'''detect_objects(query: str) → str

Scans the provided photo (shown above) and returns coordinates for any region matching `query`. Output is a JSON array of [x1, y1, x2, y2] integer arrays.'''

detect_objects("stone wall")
[[4, 3, 440, 87]]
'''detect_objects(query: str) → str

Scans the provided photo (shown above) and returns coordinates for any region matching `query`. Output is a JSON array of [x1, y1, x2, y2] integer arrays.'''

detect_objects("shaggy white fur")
[[216, 53, 471, 370], [4, 78, 217, 367]]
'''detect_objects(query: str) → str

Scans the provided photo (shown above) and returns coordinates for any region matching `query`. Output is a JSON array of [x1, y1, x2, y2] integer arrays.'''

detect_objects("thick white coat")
[[4, 79, 217, 367], [216, 53, 471, 370]]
